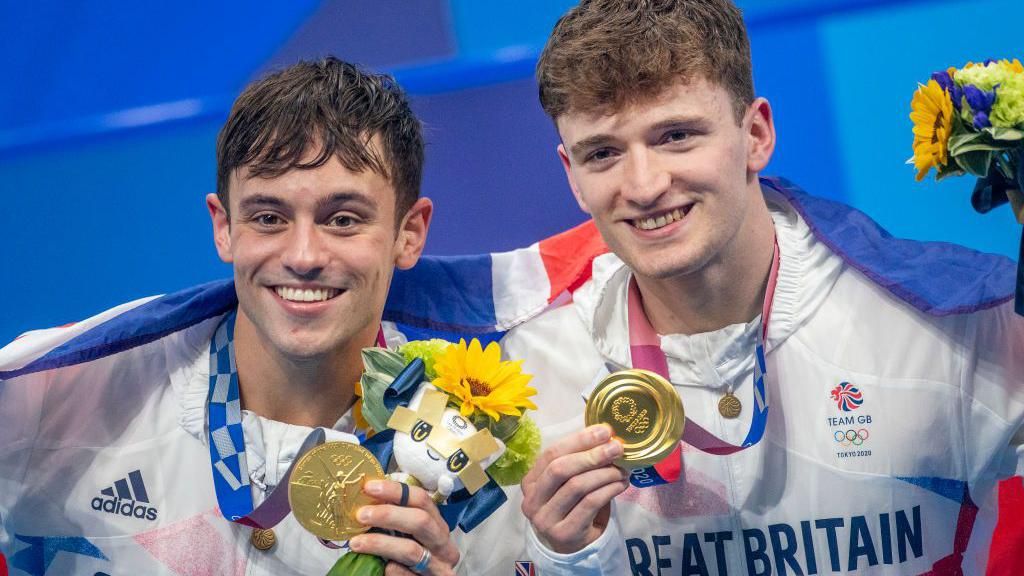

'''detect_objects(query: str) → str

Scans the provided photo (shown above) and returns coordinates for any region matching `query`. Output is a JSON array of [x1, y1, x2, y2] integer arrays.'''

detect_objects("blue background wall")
[[2, 0, 1020, 343]]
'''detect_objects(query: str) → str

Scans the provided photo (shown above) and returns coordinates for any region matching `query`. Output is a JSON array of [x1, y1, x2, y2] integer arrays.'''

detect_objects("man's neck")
[[636, 200, 776, 337], [231, 313, 373, 429]]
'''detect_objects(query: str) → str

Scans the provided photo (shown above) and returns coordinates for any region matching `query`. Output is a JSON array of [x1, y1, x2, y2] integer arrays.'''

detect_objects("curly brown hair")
[[216, 57, 423, 221], [536, 0, 754, 124]]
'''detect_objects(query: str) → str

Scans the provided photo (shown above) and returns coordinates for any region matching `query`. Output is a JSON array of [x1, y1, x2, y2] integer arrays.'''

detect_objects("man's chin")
[[270, 334, 337, 362], [625, 252, 705, 281]]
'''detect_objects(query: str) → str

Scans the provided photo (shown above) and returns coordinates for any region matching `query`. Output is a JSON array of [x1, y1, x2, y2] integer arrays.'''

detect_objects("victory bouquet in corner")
[[910, 58, 1024, 313], [330, 338, 542, 574]]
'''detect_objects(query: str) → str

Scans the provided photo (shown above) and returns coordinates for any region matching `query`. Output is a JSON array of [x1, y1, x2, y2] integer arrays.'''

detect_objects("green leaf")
[[361, 347, 406, 376], [946, 131, 983, 154], [360, 372, 399, 432], [951, 141, 1011, 154], [984, 126, 1024, 142], [954, 149, 995, 177]]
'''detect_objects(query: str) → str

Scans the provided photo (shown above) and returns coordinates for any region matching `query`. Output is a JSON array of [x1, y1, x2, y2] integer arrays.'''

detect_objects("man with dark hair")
[[0, 57, 460, 575], [456, 1, 1024, 574]]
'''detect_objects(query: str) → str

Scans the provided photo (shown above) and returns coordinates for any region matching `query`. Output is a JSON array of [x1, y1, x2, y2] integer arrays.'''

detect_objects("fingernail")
[[364, 480, 383, 495], [349, 537, 363, 552], [593, 425, 611, 442], [357, 507, 371, 523], [604, 441, 622, 458]]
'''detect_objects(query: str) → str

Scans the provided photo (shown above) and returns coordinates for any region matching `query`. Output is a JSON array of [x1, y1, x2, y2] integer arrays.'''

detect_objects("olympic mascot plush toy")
[[388, 385, 506, 500], [329, 339, 540, 576]]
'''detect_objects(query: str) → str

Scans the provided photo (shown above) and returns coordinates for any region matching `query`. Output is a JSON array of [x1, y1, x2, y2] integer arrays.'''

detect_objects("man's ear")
[[394, 197, 433, 270], [745, 97, 776, 173], [207, 193, 233, 264], [558, 143, 592, 215]]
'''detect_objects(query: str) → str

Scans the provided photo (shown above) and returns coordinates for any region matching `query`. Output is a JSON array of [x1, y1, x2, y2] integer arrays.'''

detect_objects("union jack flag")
[[514, 560, 536, 576]]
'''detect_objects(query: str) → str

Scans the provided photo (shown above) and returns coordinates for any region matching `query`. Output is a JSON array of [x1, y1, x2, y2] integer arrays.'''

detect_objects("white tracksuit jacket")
[[0, 307, 409, 576], [455, 189, 1024, 575]]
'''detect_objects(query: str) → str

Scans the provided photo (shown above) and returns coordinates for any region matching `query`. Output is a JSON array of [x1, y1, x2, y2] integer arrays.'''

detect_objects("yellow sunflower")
[[431, 339, 537, 421], [910, 79, 954, 181]]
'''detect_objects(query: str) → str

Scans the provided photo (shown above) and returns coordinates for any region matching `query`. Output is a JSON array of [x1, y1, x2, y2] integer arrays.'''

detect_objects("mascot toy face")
[[390, 385, 504, 497]]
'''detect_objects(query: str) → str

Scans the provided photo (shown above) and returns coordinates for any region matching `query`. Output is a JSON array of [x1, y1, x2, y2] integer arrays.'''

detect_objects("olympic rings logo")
[[833, 428, 869, 446]]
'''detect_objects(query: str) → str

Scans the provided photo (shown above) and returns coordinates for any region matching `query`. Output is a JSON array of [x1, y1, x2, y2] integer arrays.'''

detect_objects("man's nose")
[[280, 222, 328, 278], [621, 149, 671, 207]]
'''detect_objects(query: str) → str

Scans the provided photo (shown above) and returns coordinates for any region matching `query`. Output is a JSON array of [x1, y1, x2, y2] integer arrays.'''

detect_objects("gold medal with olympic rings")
[[585, 369, 685, 469], [288, 441, 384, 541]]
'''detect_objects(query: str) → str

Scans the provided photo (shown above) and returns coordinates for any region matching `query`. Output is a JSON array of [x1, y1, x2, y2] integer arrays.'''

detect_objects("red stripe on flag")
[[14, 321, 78, 340], [987, 476, 1024, 575], [538, 220, 608, 302]]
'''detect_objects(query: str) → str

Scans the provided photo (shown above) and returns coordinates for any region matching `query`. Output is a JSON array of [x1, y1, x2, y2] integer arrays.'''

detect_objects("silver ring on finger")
[[409, 546, 431, 574]]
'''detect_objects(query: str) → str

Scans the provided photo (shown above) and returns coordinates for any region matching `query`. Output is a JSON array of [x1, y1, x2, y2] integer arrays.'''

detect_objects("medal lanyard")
[[625, 239, 779, 485], [206, 310, 387, 528]]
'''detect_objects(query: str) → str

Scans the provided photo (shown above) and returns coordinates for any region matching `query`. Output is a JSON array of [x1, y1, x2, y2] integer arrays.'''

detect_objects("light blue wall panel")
[[821, 0, 1023, 259], [448, 0, 576, 55], [0, 122, 227, 341]]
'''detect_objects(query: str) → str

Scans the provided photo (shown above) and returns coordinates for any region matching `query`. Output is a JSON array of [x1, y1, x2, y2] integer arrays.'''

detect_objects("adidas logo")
[[90, 469, 158, 521]]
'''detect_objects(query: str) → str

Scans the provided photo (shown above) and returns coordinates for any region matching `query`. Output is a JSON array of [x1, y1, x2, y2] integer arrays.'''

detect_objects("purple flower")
[[931, 70, 962, 110], [931, 70, 954, 92], [951, 84, 964, 110], [963, 84, 997, 114], [973, 110, 991, 129]]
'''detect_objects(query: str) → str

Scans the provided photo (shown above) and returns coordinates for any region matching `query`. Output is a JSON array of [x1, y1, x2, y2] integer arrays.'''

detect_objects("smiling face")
[[208, 143, 431, 362], [556, 78, 774, 283]]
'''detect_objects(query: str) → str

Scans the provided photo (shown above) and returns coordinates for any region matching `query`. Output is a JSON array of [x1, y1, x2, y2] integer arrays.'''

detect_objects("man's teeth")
[[274, 287, 340, 302], [634, 208, 685, 231]]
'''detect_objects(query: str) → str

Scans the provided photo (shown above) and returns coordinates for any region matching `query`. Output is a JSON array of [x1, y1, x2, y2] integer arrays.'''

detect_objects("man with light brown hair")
[[456, 0, 1024, 574]]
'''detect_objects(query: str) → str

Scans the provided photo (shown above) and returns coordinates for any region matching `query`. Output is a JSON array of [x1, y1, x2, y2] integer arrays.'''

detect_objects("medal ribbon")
[[206, 310, 387, 528], [625, 239, 779, 487]]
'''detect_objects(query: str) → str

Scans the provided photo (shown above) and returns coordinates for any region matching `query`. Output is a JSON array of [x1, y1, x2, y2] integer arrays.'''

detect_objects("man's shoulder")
[[766, 176, 1015, 317], [502, 301, 603, 376], [0, 280, 236, 380], [386, 222, 608, 342]]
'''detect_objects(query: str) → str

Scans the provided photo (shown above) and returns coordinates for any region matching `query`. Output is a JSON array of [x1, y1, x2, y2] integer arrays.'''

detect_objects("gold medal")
[[718, 392, 742, 419], [585, 369, 685, 469], [288, 441, 385, 541]]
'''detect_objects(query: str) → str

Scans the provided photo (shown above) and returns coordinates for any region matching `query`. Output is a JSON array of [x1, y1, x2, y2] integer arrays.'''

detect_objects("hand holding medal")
[[313, 337, 542, 575], [584, 369, 685, 469], [288, 442, 385, 542]]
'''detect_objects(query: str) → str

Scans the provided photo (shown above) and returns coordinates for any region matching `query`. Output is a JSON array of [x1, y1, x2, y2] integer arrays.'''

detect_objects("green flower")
[[990, 73, 1024, 129], [955, 60, 1024, 128], [399, 339, 451, 380], [487, 415, 542, 486]]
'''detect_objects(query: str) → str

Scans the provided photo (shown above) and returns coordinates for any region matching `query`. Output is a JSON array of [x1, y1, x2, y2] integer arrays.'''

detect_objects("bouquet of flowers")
[[910, 58, 1024, 313], [330, 338, 542, 574], [359, 338, 541, 489]]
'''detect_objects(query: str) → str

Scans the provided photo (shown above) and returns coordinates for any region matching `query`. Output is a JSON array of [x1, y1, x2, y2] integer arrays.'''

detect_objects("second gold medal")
[[585, 369, 685, 469]]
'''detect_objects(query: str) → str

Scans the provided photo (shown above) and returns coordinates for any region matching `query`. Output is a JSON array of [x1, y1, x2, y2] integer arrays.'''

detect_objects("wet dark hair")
[[216, 56, 423, 219]]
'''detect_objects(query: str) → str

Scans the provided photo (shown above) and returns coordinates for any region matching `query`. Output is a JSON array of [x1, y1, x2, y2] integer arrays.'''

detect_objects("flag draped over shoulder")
[[0, 178, 1021, 573], [2, 177, 1016, 378]]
